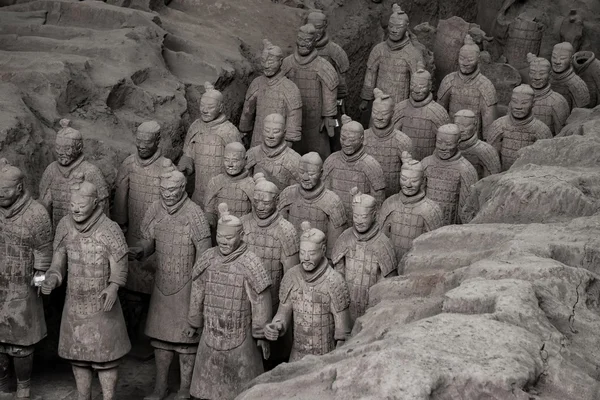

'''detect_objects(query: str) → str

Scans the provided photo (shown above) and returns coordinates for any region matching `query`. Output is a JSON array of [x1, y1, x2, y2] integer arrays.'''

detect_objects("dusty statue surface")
[[572, 50, 600, 108], [188, 203, 272, 400], [550, 42, 590, 111], [455, 109, 501, 179]]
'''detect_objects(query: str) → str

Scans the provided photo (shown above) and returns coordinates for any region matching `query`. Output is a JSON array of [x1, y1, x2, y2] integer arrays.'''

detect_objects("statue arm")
[[271, 301, 293, 335], [285, 106, 303, 143], [108, 253, 128, 288], [458, 167, 479, 224], [281, 253, 299, 275], [326, 221, 347, 260], [32, 207, 53, 271], [46, 247, 67, 287], [333, 307, 352, 343], [321, 78, 338, 118], [112, 164, 129, 226], [360, 47, 380, 101], [481, 103, 498, 140], [246, 280, 272, 339], [188, 274, 206, 330], [239, 88, 258, 134]]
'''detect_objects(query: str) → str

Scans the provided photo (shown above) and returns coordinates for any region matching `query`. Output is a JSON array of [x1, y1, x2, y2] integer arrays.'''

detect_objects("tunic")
[[315, 34, 350, 100], [550, 66, 590, 110], [204, 171, 254, 227], [247, 143, 301, 191], [458, 134, 502, 179], [532, 86, 570, 136]]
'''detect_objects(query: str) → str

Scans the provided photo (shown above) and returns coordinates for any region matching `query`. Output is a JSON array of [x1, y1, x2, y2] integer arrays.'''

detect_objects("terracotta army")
[[364, 88, 413, 198], [188, 203, 272, 400], [41, 174, 130, 400], [264, 222, 352, 361], [487, 85, 553, 171], [323, 115, 386, 222], [0, 160, 52, 399], [281, 24, 339, 157], [247, 114, 301, 191], [550, 42, 590, 110], [438, 35, 498, 140], [278, 152, 347, 259], [393, 63, 450, 161], [239, 39, 302, 148], [204, 142, 254, 228], [332, 188, 397, 322], [572, 51, 600, 108], [455, 110, 501, 179], [39, 119, 109, 230], [129, 168, 211, 400], [421, 124, 478, 225], [178, 82, 242, 204], [527, 53, 570, 136], [360, 4, 424, 110], [379, 153, 444, 262]]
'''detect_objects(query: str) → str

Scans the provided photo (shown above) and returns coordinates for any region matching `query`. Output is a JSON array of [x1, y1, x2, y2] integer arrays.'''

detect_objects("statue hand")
[[128, 246, 143, 261], [184, 326, 197, 338], [257, 339, 270, 360], [264, 321, 283, 341], [177, 156, 194, 176], [99, 283, 119, 312], [40, 275, 58, 295], [359, 100, 369, 112]]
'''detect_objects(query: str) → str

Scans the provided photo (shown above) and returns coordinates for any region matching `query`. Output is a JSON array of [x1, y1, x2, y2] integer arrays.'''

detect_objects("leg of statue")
[[0, 353, 9, 393], [176, 353, 195, 399], [14, 353, 33, 398], [97, 367, 119, 400], [144, 349, 172, 400], [71, 364, 93, 400]]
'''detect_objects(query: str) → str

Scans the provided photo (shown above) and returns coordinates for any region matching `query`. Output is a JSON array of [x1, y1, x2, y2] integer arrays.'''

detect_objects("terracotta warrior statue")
[[332, 188, 397, 322], [323, 115, 386, 222], [39, 119, 109, 230], [364, 88, 413, 198], [379, 152, 444, 263], [572, 50, 600, 108], [281, 24, 339, 157], [239, 39, 302, 148], [393, 62, 450, 160], [455, 110, 501, 179], [188, 203, 272, 400], [178, 82, 242, 204], [488, 85, 552, 171], [278, 152, 347, 259], [205, 142, 254, 229], [129, 168, 211, 400], [438, 35, 498, 140], [527, 53, 570, 136], [360, 4, 424, 110], [0, 159, 52, 399], [421, 124, 478, 225], [264, 222, 352, 361], [550, 42, 590, 110], [42, 175, 130, 400], [247, 114, 301, 191]]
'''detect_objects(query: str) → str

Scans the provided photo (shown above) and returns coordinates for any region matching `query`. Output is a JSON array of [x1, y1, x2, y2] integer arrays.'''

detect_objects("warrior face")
[[436, 131, 459, 160], [551, 47, 572, 74], [410, 77, 431, 102], [299, 240, 325, 272], [455, 115, 476, 142], [529, 64, 550, 89], [371, 101, 394, 129], [261, 53, 282, 78], [458, 48, 479, 75], [0, 179, 22, 208], [70, 193, 98, 223], [263, 118, 286, 148], [308, 18, 327, 42], [200, 96, 222, 123], [340, 128, 363, 156], [136, 131, 160, 160], [352, 206, 375, 234], [298, 158, 322, 190], [297, 31, 316, 56], [55, 137, 82, 167], [253, 191, 277, 220], [159, 178, 185, 207], [400, 169, 423, 197], [388, 20, 408, 42], [510, 92, 534, 120], [216, 227, 242, 256], [223, 148, 246, 176]]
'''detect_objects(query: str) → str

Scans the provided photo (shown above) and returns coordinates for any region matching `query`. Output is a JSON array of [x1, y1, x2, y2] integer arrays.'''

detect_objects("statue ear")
[[16, 182, 23, 194], [92, 197, 99, 209]]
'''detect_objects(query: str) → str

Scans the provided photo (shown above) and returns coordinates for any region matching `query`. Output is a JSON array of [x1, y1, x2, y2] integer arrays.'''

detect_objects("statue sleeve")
[[320, 70, 339, 118], [326, 220, 347, 260], [333, 307, 352, 342], [361, 46, 381, 101], [188, 270, 206, 329], [273, 271, 295, 334], [480, 103, 498, 138], [479, 143, 502, 177], [436, 75, 452, 110], [105, 222, 129, 287], [423, 201, 445, 232], [246, 280, 272, 339], [486, 119, 504, 152], [239, 80, 259, 133], [458, 163, 479, 224], [113, 160, 130, 226], [182, 122, 199, 158], [553, 97, 570, 135], [285, 105, 303, 143], [139, 204, 157, 257], [38, 166, 54, 213], [47, 218, 69, 285], [31, 204, 53, 272]]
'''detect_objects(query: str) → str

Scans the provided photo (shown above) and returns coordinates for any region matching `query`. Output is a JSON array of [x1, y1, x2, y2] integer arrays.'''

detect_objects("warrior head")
[[296, 24, 317, 57], [69, 172, 99, 223], [350, 187, 377, 234], [0, 158, 24, 208], [459, 34, 480, 75], [527, 53, 551, 90], [159, 160, 186, 207], [371, 88, 395, 130], [200, 82, 224, 123], [510, 84, 535, 120], [388, 4, 409, 42], [261, 39, 284, 78], [216, 203, 243, 256], [55, 119, 83, 167], [136, 120, 161, 160], [551, 42, 574, 74], [299, 221, 326, 272], [263, 113, 286, 149], [410, 61, 432, 102], [454, 109, 477, 142], [340, 115, 364, 156], [306, 10, 328, 43], [400, 152, 424, 197], [223, 142, 247, 177], [252, 173, 279, 220], [435, 124, 460, 160], [298, 152, 323, 191]]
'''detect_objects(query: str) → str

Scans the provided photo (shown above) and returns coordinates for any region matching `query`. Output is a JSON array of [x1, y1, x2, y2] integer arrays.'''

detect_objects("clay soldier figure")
[[527, 53, 570, 136], [247, 114, 301, 191], [129, 168, 211, 400], [438, 35, 498, 140], [550, 42, 590, 110], [188, 203, 272, 400], [0, 160, 52, 399], [360, 4, 424, 110], [41, 175, 130, 400], [281, 24, 339, 157], [421, 124, 478, 225], [332, 188, 397, 322], [39, 119, 109, 230], [323, 115, 386, 222], [572, 51, 600, 108], [264, 222, 352, 361], [488, 85, 553, 171], [455, 110, 501, 179], [205, 142, 254, 228], [178, 82, 242, 204], [364, 88, 413, 198], [278, 152, 347, 259], [239, 39, 302, 148], [379, 153, 444, 262], [393, 63, 450, 160]]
